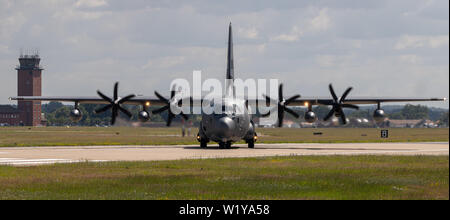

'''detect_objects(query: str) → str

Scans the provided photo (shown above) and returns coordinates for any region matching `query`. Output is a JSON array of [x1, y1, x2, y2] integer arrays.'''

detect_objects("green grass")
[[0, 155, 447, 200], [0, 127, 448, 147]]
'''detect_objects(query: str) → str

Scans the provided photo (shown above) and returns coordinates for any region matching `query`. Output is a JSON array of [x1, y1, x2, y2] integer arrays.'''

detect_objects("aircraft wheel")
[[200, 140, 207, 148], [219, 142, 225, 149], [248, 140, 255, 148]]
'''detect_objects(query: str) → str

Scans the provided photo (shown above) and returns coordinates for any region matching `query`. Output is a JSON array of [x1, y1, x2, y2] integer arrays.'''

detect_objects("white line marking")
[[0, 158, 108, 166]]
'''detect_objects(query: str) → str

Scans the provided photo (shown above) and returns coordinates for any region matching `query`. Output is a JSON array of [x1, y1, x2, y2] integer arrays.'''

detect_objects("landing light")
[[304, 102, 309, 107], [145, 101, 151, 107]]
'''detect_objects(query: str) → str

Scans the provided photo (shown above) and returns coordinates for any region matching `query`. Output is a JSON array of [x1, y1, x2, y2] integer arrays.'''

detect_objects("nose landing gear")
[[219, 142, 232, 149]]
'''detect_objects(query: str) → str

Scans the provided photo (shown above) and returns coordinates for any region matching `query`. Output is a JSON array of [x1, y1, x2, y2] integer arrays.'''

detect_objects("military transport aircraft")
[[10, 23, 446, 149]]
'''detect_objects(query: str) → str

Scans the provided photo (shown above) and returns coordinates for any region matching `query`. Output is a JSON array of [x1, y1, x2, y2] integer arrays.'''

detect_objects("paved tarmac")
[[0, 142, 448, 166]]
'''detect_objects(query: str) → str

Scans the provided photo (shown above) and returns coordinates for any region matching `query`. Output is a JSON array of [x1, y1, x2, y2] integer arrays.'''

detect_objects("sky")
[[0, 0, 448, 108]]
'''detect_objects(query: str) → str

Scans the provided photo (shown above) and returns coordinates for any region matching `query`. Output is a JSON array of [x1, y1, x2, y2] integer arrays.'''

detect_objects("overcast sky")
[[0, 0, 448, 108]]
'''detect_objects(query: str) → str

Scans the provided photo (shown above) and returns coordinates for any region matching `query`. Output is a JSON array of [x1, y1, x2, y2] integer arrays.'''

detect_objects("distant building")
[[386, 119, 438, 128], [0, 105, 21, 126], [0, 53, 45, 126]]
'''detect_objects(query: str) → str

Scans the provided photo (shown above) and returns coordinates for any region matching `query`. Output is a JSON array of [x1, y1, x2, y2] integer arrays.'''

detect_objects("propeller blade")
[[118, 106, 132, 118], [94, 104, 112, 114], [111, 106, 118, 125], [97, 91, 113, 103], [323, 107, 335, 121], [329, 84, 338, 102], [285, 94, 301, 105], [154, 91, 168, 103], [277, 110, 284, 127], [152, 105, 169, 114], [170, 84, 177, 99], [166, 113, 174, 127], [278, 84, 283, 102], [118, 94, 136, 104], [340, 87, 353, 102], [113, 82, 119, 101], [321, 84, 359, 125], [284, 107, 300, 118], [95, 82, 136, 125], [153, 88, 186, 127], [340, 111, 347, 124]]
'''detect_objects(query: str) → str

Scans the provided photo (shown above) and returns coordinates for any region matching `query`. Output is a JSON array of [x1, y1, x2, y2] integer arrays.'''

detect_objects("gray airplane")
[[10, 23, 446, 149]]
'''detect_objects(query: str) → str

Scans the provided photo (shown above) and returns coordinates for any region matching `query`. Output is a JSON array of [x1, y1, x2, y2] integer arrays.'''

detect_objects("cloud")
[[237, 27, 259, 39], [395, 35, 449, 49], [271, 26, 303, 42], [398, 54, 422, 64], [74, 0, 108, 8], [0, 0, 448, 108], [142, 56, 186, 69], [309, 8, 331, 31]]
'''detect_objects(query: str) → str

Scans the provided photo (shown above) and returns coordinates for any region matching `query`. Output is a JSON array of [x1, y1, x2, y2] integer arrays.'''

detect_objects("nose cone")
[[217, 117, 235, 139]]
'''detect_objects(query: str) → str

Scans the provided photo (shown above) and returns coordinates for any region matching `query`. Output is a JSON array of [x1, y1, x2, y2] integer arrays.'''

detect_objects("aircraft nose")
[[217, 117, 235, 138]]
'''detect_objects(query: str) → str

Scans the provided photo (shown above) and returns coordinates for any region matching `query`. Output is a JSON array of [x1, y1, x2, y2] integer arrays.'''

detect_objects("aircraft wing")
[[9, 96, 169, 106], [10, 96, 446, 106], [284, 97, 447, 106]]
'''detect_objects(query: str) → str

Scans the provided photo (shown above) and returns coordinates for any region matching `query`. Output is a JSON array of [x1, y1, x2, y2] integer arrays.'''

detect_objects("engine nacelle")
[[138, 110, 150, 122], [70, 108, 82, 122], [304, 111, 317, 123], [373, 109, 386, 123]]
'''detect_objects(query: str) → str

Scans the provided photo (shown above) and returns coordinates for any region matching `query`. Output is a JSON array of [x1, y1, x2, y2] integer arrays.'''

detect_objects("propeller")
[[261, 84, 301, 127], [152, 85, 189, 127], [318, 84, 359, 124], [94, 82, 136, 125]]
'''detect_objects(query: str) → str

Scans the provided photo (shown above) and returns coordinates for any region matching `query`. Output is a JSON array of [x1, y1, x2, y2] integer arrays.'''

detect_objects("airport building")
[[0, 53, 45, 126]]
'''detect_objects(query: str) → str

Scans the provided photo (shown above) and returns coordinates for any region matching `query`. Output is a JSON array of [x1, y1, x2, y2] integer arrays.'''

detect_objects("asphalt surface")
[[0, 142, 448, 166]]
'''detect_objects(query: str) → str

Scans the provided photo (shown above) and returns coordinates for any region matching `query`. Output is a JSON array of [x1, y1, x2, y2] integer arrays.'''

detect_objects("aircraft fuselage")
[[199, 97, 254, 144]]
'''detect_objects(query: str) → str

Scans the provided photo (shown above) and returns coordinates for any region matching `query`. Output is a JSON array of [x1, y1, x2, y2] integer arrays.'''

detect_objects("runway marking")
[[0, 158, 107, 166]]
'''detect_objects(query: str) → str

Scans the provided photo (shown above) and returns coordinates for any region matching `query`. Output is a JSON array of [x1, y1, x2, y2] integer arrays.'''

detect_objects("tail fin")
[[226, 22, 234, 81], [226, 23, 236, 97]]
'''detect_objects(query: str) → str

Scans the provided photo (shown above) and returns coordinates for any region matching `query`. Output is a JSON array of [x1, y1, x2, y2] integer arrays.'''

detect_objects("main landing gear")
[[197, 134, 208, 148], [246, 133, 258, 149], [200, 140, 208, 148]]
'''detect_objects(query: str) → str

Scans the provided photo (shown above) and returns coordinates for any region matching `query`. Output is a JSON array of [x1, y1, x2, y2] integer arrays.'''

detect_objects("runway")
[[0, 142, 448, 166]]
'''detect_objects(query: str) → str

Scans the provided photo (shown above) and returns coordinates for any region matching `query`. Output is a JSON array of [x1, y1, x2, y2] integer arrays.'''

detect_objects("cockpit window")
[[207, 99, 244, 115]]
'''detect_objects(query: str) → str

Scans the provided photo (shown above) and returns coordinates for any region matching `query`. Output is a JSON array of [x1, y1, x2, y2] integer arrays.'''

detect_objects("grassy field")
[[0, 155, 447, 200], [0, 127, 448, 147]]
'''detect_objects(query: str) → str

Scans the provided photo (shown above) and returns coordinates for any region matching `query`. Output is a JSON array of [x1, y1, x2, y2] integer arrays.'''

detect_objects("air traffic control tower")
[[16, 52, 43, 126]]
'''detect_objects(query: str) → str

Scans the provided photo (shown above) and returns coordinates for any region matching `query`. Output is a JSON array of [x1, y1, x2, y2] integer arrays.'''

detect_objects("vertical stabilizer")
[[226, 23, 234, 80]]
